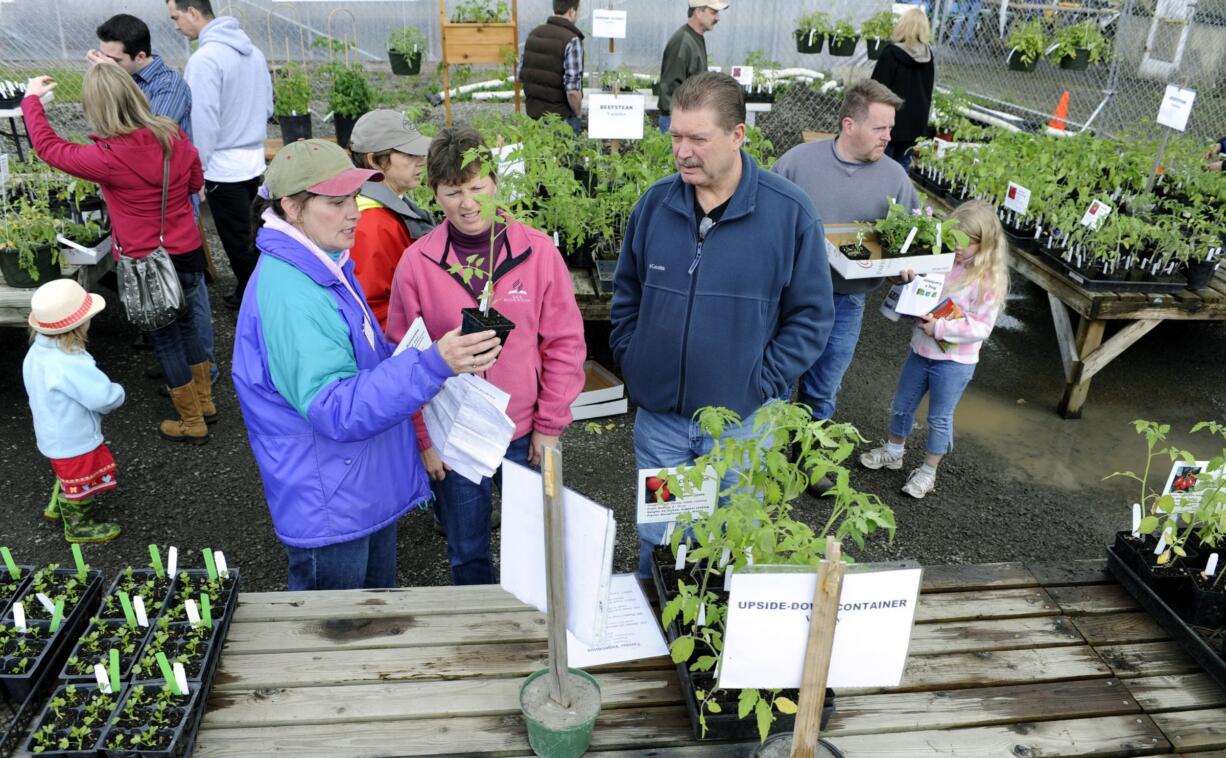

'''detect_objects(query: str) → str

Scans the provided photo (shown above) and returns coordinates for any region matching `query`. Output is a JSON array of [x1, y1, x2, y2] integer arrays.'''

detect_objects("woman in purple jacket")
[[231, 139, 501, 590]]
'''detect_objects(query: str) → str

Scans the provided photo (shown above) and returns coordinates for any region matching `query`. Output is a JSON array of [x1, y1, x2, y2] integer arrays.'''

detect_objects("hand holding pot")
[[24, 76, 56, 99], [437, 325, 501, 374]]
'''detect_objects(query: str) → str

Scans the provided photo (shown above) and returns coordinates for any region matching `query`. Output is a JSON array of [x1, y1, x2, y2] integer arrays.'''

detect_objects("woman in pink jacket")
[[386, 127, 586, 585]]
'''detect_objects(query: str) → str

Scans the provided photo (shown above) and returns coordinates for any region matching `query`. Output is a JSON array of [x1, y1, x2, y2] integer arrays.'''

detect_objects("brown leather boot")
[[160, 382, 209, 444], [190, 361, 217, 425]]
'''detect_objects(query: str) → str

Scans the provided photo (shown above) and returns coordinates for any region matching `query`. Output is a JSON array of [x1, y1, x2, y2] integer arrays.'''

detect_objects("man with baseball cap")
[[347, 110, 438, 328], [657, 0, 728, 133]]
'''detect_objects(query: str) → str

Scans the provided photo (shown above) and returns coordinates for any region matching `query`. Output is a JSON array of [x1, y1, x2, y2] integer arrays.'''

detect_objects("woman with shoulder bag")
[[23, 64, 214, 444]]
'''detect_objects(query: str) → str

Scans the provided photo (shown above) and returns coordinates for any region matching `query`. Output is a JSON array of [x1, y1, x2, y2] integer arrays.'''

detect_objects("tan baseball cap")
[[689, 0, 729, 9], [265, 139, 382, 199], [348, 109, 433, 156]]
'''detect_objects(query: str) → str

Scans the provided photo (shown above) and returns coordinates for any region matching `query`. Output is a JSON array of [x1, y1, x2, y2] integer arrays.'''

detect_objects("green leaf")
[[738, 688, 759, 719], [1139, 516, 1160, 534], [706, 700, 722, 713], [693, 655, 718, 672], [670, 635, 695, 664], [774, 695, 798, 714], [754, 698, 773, 743]]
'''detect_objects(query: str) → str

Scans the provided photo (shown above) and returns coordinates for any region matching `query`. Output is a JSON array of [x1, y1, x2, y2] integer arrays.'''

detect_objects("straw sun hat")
[[28, 279, 106, 335]]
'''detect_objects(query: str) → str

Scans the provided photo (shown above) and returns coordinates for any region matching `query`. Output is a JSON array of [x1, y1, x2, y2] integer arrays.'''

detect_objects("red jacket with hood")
[[22, 95, 204, 259]]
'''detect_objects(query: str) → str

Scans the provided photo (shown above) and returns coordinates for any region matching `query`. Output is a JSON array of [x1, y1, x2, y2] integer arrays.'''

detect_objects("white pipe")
[[472, 90, 517, 101], [447, 78, 513, 98]]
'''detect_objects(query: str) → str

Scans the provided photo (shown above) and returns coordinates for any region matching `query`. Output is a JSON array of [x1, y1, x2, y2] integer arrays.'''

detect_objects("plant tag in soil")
[[167, 546, 178, 578], [1004, 182, 1031, 215], [172, 662, 189, 696], [185, 599, 201, 627], [118, 591, 137, 628], [719, 547, 731, 568], [899, 226, 919, 255], [133, 596, 149, 627], [202, 548, 218, 580], [0, 546, 17, 579], [697, 603, 706, 626], [724, 566, 734, 591], [214, 550, 229, 579], [1206, 553, 1220, 577], [12, 602, 25, 632], [108, 649, 120, 693], [155, 652, 181, 695], [149, 544, 165, 578], [1155, 528, 1170, 555], [674, 544, 687, 571], [94, 663, 112, 693], [35, 592, 55, 614], [71, 544, 87, 578], [1132, 503, 1141, 537], [745, 547, 754, 567], [662, 521, 675, 546], [201, 593, 213, 629], [1080, 200, 1111, 230], [50, 599, 64, 633]]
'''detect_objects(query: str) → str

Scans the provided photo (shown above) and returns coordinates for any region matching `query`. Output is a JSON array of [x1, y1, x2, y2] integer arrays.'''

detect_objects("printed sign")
[[1003, 182, 1031, 215], [1157, 84, 1196, 132], [591, 9, 627, 39], [587, 93, 645, 140], [635, 465, 717, 525], [718, 563, 923, 689], [1162, 459, 1225, 512], [729, 65, 754, 87], [1080, 200, 1112, 229]]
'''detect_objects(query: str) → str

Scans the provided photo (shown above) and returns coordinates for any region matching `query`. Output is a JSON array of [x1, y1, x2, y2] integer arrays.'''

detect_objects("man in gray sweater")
[[773, 80, 920, 494], [657, 0, 727, 133]]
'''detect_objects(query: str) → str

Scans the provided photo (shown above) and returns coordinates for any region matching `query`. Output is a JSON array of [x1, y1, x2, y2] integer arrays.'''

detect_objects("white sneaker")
[[860, 445, 904, 470], [902, 467, 936, 499]]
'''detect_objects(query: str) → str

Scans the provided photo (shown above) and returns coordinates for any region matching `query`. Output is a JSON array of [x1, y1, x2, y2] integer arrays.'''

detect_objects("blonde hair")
[[81, 63, 180, 158], [947, 200, 1009, 308], [893, 8, 931, 46], [29, 321, 90, 354]]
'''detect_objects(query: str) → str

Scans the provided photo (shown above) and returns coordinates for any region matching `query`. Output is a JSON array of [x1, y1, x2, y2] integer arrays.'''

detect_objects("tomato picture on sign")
[[645, 476, 676, 504]]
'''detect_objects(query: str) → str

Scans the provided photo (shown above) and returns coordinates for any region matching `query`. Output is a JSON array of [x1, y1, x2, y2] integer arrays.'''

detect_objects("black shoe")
[[432, 519, 446, 537], [806, 476, 834, 498], [222, 292, 241, 311]]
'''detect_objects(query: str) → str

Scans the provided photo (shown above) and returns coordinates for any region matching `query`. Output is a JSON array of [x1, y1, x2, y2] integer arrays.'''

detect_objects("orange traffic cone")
[[1048, 90, 1070, 132]]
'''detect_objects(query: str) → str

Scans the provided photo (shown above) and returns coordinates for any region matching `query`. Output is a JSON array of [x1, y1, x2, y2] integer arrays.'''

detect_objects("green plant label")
[[149, 544, 165, 578], [49, 599, 64, 633], [118, 591, 137, 628], [201, 593, 213, 629], [108, 649, 120, 693], [0, 546, 18, 579], [155, 652, 182, 695], [71, 544, 87, 578], [202, 548, 218, 580]]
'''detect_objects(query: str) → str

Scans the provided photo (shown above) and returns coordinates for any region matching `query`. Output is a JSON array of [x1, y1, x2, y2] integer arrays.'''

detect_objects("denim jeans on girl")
[[799, 292, 866, 420], [433, 434, 533, 585], [888, 351, 976, 455], [144, 270, 209, 388], [285, 520, 398, 591]]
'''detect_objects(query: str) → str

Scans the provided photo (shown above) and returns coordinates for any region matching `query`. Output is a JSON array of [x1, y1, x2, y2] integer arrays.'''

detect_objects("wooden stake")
[[542, 445, 571, 708], [791, 537, 845, 758]]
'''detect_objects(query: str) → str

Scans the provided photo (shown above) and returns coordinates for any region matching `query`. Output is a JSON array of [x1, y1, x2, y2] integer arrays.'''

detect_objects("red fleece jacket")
[[22, 95, 203, 259]]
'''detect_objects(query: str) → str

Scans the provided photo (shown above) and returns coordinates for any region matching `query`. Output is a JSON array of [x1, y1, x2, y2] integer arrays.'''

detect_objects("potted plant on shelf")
[[874, 199, 969, 257], [326, 63, 373, 149], [0, 197, 63, 287], [273, 63, 312, 144], [1051, 20, 1108, 70], [861, 11, 896, 60], [793, 11, 829, 54], [826, 18, 860, 57], [1006, 20, 1046, 72], [388, 26, 428, 75]]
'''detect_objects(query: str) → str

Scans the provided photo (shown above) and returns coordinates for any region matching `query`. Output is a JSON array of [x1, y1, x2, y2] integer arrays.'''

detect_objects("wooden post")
[[541, 445, 571, 708], [1057, 317, 1106, 419], [439, 0, 452, 127], [791, 537, 845, 758]]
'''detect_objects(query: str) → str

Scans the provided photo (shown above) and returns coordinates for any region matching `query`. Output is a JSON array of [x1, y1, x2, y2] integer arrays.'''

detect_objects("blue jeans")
[[949, 0, 983, 43], [888, 351, 976, 455], [799, 292, 866, 420], [188, 274, 218, 382], [433, 434, 533, 585], [285, 521, 398, 591], [145, 270, 209, 388], [566, 115, 583, 135], [632, 405, 771, 579], [885, 142, 915, 171], [659, 114, 670, 133]]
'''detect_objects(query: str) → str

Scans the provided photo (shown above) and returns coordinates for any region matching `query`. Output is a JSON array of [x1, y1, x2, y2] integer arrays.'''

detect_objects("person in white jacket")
[[23, 280, 126, 543], [168, 0, 273, 309]]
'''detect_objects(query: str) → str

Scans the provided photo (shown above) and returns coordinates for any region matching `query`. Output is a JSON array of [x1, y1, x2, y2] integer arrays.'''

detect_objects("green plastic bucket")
[[519, 668, 602, 758]]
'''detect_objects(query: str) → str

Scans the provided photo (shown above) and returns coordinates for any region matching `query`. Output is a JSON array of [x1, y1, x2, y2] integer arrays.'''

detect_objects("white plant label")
[[94, 663, 112, 693], [674, 543, 688, 571], [185, 599, 201, 627], [133, 595, 149, 627], [1206, 553, 1220, 577], [591, 8, 627, 39], [662, 521, 676, 546], [12, 602, 25, 632], [587, 93, 645, 140], [724, 565, 734, 591], [1155, 528, 1170, 555], [1157, 84, 1196, 132], [214, 550, 229, 579], [36, 592, 55, 614], [1004, 182, 1031, 215], [167, 546, 178, 577], [173, 662, 189, 696], [0, 154, 8, 188], [697, 603, 706, 627], [553, 230, 560, 247], [719, 547, 731, 568], [745, 547, 754, 567], [707, 66, 722, 73], [729, 65, 754, 87], [1131, 503, 1141, 537], [899, 226, 919, 255], [1080, 200, 1111, 230]]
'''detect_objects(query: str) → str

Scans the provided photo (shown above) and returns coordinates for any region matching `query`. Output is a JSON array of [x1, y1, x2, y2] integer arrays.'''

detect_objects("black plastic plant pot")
[[59, 618, 154, 685], [0, 246, 61, 288], [866, 38, 888, 60], [1184, 259, 1219, 290], [2, 569, 103, 702], [0, 621, 54, 701], [23, 682, 118, 758], [827, 36, 859, 56], [132, 621, 217, 685], [1058, 48, 1091, 70], [745, 91, 776, 104], [0, 565, 34, 620], [1174, 575, 1226, 628], [1007, 50, 1038, 72], [794, 31, 824, 54], [100, 681, 202, 758], [165, 568, 240, 624], [461, 306, 516, 349], [594, 259, 617, 295], [279, 113, 313, 145], [333, 113, 364, 150], [388, 50, 423, 76], [99, 569, 174, 625], [839, 244, 872, 261]]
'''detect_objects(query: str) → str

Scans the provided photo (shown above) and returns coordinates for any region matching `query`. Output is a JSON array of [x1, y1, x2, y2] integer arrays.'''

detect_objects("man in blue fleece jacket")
[[611, 72, 834, 578], [169, 0, 273, 310]]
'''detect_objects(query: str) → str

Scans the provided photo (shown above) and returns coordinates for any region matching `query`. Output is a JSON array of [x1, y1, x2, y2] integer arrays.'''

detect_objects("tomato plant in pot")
[[1005, 20, 1045, 72], [793, 11, 829, 54], [0, 197, 63, 288], [652, 402, 896, 743], [826, 19, 859, 57], [25, 683, 118, 756], [861, 11, 895, 60], [388, 26, 427, 75], [326, 63, 373, 150], [1051, 21, 1108, 70], [273, 64, 312, 144], [874, 199, 969, 258]]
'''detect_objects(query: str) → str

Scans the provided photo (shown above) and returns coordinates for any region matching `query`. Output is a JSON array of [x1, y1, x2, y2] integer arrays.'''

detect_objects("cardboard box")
[[825, 223, 956, 280], [570, 361, 628, 420], [58, 234, 110, 266], [572, 398, 629, 421], [802, 130, 835, 143]]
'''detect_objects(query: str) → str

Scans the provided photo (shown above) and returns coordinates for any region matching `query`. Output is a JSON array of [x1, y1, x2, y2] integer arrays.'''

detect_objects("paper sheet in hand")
[[393, 317, 432, 357], [423, 375, 516, 484], [567, 574, 667, 667], [500, 459, 616, 646]]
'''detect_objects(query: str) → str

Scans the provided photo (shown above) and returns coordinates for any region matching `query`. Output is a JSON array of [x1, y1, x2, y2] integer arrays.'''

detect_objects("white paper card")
[[1080, 200, 1111, 229], [167, 546, 178, 577], [718, 565, 923, 689], [1004, 182, 1031, 215], [729, 65, 754, 87], [567, 574, 668, 667], [36, 593, 55, 614], [591, 9, 627, 38], [185, 599, 201, 627], [393, 317, 433, 357], [1157, 84, 1196, 132], [133, 596, 149, 627], [882, 273, 945, 319], [94, 664, 112, 693], [12, 602, 25, 632], [588, 93, 645, 140], [636, 466, 717, 525], [499, 460, 616, 646], [423, 373, 517, 484]]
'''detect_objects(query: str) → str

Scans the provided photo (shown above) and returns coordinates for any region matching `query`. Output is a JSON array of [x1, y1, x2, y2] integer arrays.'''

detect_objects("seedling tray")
[[23, 683, 118, 757], [59, 618, 155, 685], [0, 567, 34, 622], [0, 645, 62, 758], [1, 570, 102, 703], [100, 681, 203, 758], [98, 569, 175, 625], [136, 569, 239, 686], [1107, 546, 1226, 692], [1036, 247, 1189, 293]]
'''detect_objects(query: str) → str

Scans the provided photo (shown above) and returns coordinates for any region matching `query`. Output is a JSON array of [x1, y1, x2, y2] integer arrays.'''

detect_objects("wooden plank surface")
[[851, 645, 1111, 694], [908, 616, 1084, 655], [233, 585, 529, 622], [1047, 584, 1142, 615], [1151, 708, 1226, 751], [1121, 673, 1226, 713], [915, 587, 1057, 623], [1074, 612, 1170, 646], [1027, 559, 1112, 587], [1097, 641, 1203, 678], [919, 562, 1037, 592]]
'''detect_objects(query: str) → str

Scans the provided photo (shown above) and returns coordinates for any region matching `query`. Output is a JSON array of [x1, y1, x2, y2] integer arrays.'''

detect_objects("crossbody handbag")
[[116, 155, 187, 331]]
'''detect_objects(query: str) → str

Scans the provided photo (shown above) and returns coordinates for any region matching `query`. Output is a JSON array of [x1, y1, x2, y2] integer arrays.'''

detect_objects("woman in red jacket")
[[23, 64, 214, 444]]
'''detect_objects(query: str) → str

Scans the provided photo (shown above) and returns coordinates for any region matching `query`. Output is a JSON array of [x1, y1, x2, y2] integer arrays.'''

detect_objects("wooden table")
[[195, 560, 1226, 756], [571, 268, 611, 320]]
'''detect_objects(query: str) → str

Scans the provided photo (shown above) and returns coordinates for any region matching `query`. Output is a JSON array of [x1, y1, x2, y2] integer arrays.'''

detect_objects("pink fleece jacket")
[[909, 259, 1002, 364], [385, 217, 587, 448]]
